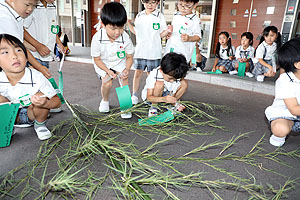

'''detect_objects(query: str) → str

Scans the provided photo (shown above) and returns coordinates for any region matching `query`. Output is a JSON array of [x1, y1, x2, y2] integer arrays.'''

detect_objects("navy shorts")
[[269, 117, 300, 132], [134, 59, 160, 72], [17, 108, 34, 125]]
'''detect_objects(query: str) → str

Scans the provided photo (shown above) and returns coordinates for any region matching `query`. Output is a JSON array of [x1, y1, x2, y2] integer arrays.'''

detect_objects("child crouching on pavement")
[[0, 34, 61, 140], [141, 52, 189, 117], [91, 2, 134, 119], [265, 37, 300, 147]]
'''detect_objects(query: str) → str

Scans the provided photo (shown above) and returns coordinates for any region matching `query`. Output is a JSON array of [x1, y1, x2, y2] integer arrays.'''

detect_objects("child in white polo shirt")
[[141, 52, 188, 117], [24, 0, 66, 69], [0, 0, 52, 78], [265, 37, 300, 147], [0, 34, 61, 140], [127, 0, 168, 105], [212, 31, 236, 73], [164, 0, 201, 63], [252, 26, 281, 82], [91, 2, 134, 119]]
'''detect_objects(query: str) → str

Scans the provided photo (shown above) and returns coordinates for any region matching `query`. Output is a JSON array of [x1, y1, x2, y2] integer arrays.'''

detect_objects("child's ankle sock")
[[269, 135, 286, 147], [34, 120, 52, 140], [132, 92, 138, 97]]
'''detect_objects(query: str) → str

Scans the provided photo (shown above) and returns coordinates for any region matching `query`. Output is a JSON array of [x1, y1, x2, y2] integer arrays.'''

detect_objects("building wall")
[[214, 0, 287, 54]]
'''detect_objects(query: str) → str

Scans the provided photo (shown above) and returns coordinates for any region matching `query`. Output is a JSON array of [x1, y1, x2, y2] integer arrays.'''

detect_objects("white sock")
[[269, 135, 286, 147]]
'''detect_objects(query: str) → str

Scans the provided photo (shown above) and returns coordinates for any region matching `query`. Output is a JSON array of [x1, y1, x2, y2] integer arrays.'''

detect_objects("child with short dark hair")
[[0, 34, 61, 140], [127, 0, 169, 105], [252, 26, 281, 82], [164, 0, 201, 63], [265, 37, 300, 147], [212, 31, 235, 73], [0, 0, 52, 78], [230, 32, 255, 77], [141, 52, 189, 117], [91, 2, 134, 119]]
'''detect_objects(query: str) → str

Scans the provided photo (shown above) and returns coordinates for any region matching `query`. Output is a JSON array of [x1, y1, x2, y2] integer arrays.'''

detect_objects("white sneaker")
[[256, 75, 265, 82], [148, 107, 158, 117], [34, 125, 52, 140], [131, 95, 139, 105], [99, 100, 109, 113], [50, 106, 62, 113], [229, 70, 238, 75], [245, 72, 254, 78], [269, 135, 286, 147], [121, 112, 132, 119], [196, 67, 202, 72]]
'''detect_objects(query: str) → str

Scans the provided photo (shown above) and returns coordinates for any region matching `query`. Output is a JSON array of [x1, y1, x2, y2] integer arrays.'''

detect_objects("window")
[[231, 33, 237, 39], [231, 9, 237, 16], [230, 21, 236, 28]]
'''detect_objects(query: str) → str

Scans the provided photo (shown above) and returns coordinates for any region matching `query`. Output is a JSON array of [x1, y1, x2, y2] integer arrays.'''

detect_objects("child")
[[0, 0, 52, 78], [252, 26, 281, 82], [212, 31, 235, 73], [91, 2, 134, 119], [229, 32, 255, 77], [164, 0, 201, 63], [24, 0, 66, 69], [127, 0, 168, 105], [141, 52, 188, 117], [265, 37, 300, 147], [0, 34, 61, 140]]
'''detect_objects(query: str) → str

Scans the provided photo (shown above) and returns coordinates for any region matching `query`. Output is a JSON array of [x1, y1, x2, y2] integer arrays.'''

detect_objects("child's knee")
[[219, 66, 227, 72], [271, 120, 292, 137], [134, 69, 143, 77], [102, 79, 112, 88]]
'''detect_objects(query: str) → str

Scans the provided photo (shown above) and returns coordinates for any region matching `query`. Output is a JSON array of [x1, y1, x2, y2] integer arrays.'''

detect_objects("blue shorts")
[[16, 108, 34, 125], [134, 59, 160, 72], [269, 117, 300, 132]]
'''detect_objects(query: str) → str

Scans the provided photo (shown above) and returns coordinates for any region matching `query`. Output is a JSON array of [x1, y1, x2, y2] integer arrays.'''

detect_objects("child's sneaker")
[[148, 107, 158, 117], [229, 70, 238, 75], [99, 100, 109, 113], [121, 112, 132, 119], [196, 67, 202, 72], [256, 75, 265, 82], [245, 72, 254, 78], [269, 135, 286, 147], [34, 124, 52, 140], [131, 95, 139, 105]]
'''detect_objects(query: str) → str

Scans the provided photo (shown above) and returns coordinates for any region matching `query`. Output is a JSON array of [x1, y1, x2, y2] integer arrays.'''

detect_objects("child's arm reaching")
[[181, 34, 200, 43], [146, 87, 177, 104], [121, 53, 133, 80], [212, 58, 219, 72], [24, 29, 50, 57], [127, 20, 136, 35], [284, 98, 300, 116]]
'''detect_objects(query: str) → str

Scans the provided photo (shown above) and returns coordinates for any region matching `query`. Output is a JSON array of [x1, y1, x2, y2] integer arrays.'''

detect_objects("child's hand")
[[36, 43, 51, 57], [31, 93, 47, 107], [165, 95, 177, 104], [120, 69, 129, 79], [229, 56, 234, 60], [176, 103, 185, 112], [212, 66, 217, 72], [108, 70, 117, 79], [40, 66, 51, 79], [181, 34, 189, 42]]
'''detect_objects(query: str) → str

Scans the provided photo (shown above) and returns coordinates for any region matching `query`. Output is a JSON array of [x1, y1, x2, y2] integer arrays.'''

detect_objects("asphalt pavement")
[[0, 61, 299, 199]]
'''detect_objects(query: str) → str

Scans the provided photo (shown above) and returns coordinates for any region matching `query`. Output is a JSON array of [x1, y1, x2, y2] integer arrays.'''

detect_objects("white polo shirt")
[[24, 2, 57, 61], [255, 41, 276, 60], [134, 9, 167, 60], [165, 12, 201, 62], [91, 28, 134, 77], [219, 45, 235, 59], [141, 67, 181, 101], [235, 45, 254, 59], [265, 72, 300, 121], [0, 0, 24, 42], [0, 68, 57, 106]]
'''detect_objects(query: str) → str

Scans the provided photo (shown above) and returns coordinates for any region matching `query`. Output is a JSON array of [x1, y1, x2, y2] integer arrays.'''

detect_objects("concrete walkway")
[[66, 45, 277, 96]]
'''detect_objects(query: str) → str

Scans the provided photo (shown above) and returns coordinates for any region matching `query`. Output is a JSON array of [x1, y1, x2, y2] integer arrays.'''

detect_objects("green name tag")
[[51, 25, 59, 34], [117, 51, 126, 59], [18, 94, 31, 107], [153, 23, 160, 30], [179, 26, 187, 34]]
